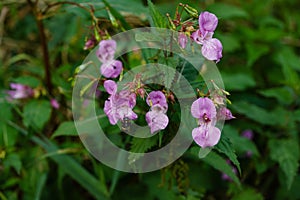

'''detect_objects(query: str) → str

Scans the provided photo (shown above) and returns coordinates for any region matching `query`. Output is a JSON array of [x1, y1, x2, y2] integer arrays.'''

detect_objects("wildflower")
[[191, 11, 223, 62], [242, 129, 254, 157], [217, 107, 235, 120], [178, 32, 188, 49], [84, 38, 96, 50], [146, 104, 169, 134], [100, 60, 123, 78], [50, 98, 60, 109], [191, 97, 221, 148], [7, 83, 33, 99], [96, 39, 117, 63], [146, 91, 169, 134], [103, 80, 137, 125]]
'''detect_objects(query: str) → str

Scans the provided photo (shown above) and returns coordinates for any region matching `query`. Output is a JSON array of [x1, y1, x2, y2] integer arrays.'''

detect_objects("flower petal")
[[104, 80, 117, 95], [192, 125, 221, 148], [146, 110, 169, 134], [96, 39, 117, 62], [199, 11, 218, 35], [146, 91, 167, 109], [201, 38, 223, 62], [191, 97, 217, 121], [100, 60, 123, 78]]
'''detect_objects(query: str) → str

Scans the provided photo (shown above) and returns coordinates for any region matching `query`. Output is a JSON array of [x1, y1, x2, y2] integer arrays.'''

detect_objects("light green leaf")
[[246, 43, 269, 67], [232, 188, 264, 200], [269, 139, 299, 189], [51, 121, 78, 138], [147, 0, 167, 28], [23, 100, 52, 130]]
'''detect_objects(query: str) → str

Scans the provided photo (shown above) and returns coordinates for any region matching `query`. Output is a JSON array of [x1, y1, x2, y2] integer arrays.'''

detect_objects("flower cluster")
[[191, 11, 223, 62], [97, 40, 123, 78], [103, 80, 137, 125], [146, 91, 169, 134]]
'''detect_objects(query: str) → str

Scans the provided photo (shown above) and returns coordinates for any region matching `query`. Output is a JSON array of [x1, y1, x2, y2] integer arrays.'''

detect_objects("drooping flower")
[[146, 91, 169, 134], [146, 91, 168, 110], [96, 39, 117, 63], [7, 83, 33, 99], [100, 60, 123, 78], [217, 107, 235, 120], [178, 32, 188, 49], [191, 11, 223, 62], [96, 39, 123, 78], [190, 97, 221, 148], [50, 98, 60, 109], [103, 80, 137, 125], [146, 104, 169, 134]]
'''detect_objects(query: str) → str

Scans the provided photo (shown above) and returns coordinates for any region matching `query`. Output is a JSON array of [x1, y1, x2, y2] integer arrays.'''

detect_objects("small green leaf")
[[23, 100, 52, 130], [259, 86, 294, 105], [207, 3, 249, 19], [3, 153, 22, 174], [147, 0, 167, 28], [268, 139, 299, 189], [215, 135, 241, 174], [232, 188, 264, 200], [51, 121, 78, 138], [221, 72, 256, 91], [13, 76, 41, 88], [246, 43, 269, 67]]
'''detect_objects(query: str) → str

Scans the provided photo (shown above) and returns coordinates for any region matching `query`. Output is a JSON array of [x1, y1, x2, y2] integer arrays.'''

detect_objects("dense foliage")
[[0, 0, 299, 199]]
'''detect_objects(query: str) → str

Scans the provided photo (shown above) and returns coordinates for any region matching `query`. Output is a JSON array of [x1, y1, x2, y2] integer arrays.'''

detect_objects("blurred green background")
[[0, 0, 299, 199]]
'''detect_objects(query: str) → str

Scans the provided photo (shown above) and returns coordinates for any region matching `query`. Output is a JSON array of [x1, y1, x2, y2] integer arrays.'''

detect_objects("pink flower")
[[146, 91, 168, 111], [96, 40, 117, 63], [191, 97, 216, 125], [178, 33, 188, 49], [242, 129, 253, 140], [192, 125, 221, 148], [7, 83, 33, 99], [146, 91, 169, 133], [100, 60, 123, 78], [146, 104, 169, 134], [103, 80, 137, 125], [191, 11, 223, 62], [50, 98, 60, 109], [191, 97, 221, 148], [84, 38, 96, 50], [217, 107, 235, 120]]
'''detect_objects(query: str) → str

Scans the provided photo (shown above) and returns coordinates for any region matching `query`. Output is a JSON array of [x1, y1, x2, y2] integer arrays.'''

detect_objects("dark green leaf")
[[147, 0, 167, 28], [51, 121, 78, 138], [269, 139, 299, 189]]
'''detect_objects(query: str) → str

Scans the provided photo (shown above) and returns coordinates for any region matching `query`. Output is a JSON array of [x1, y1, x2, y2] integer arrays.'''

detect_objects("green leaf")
[[202, 151, 241, 187], [215, 135, 241, 174], [268, 139, 299, 189], [12, 76, 41, 88], [51, 121, 78, 138], [221, 72, 256, 91], [3, 153, 22, 174], [232, 188, 264, 200], [207, 3, 249, 19], [32, 136, 110, 199], [259, 86, 294, 105], [147, 0, 167, 28], [23, 100, 52, 130], [246, 43, 269, 67]]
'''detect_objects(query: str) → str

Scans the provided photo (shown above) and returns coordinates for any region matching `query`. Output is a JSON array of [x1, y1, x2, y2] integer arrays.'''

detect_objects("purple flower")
[[50, 98, 60, 109], [103, 80, 137, 125], [84, 38, 96, 50], [218, 107, 235, 120], [241, 129, 253, 140], [7, 83, 33, 99], [199, 11, 218, 36], [178, 33, 188, 49], [100, 60, 123, 78], [191, 97, 221, 148], [146, 104, 169, 134], [146, 91, 168, 111], [146, 91, 169, 133], [96, 39, 117, 63], [192, 125, 221, 148], [191, 11, 223, 62], [191, 97, 216, 125]]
